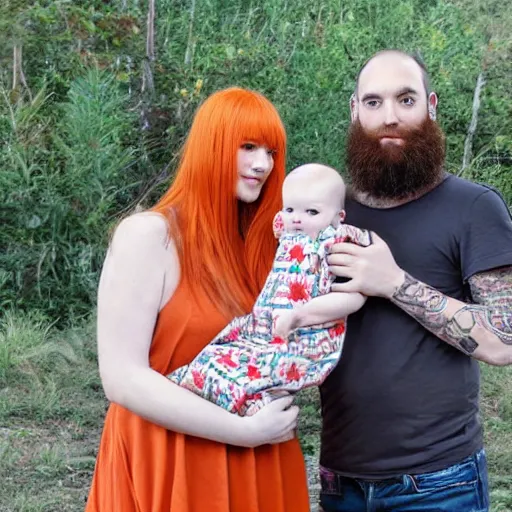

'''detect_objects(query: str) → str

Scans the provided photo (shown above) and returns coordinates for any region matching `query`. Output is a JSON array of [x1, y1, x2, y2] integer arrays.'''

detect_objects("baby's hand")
[[273, 309, 298, 338]]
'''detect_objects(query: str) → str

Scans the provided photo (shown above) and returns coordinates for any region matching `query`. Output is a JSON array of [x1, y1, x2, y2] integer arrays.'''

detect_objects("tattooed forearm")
[[444, 306, 481, 353], [469, 267, 512, 345], [469, 267, 512, 307], [391, 274, 448, 315], [391, 270, 512, 360], [391, 274, 480, 354]]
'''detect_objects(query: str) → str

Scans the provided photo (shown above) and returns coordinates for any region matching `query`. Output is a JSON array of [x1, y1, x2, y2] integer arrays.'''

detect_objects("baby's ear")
[[332, 209, 346, 228], [273, 212, 285, 239]]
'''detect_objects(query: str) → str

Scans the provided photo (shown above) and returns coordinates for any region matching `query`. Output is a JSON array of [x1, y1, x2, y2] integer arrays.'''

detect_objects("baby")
[[168, 163, 371, 415]]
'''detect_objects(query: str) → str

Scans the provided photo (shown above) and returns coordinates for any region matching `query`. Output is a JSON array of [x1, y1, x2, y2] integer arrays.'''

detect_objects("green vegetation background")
[[0, 0, 511, 510], [1, 0, 510, 320]]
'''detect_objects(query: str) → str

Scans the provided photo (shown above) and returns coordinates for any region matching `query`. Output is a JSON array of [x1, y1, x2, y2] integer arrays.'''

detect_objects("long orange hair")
[[152, 87, 286, 317]]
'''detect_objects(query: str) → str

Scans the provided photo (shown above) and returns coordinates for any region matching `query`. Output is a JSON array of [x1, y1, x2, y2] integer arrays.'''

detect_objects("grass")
[[0, 311, 105, 512], [0, 311, 511, 511]]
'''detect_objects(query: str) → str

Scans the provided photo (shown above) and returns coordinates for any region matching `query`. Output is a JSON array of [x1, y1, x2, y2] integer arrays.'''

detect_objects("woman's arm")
[[98, 213, 298, 447]]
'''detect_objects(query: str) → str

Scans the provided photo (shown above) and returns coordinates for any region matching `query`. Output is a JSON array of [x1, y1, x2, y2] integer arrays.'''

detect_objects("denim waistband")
[[319, 449, 485, 489]]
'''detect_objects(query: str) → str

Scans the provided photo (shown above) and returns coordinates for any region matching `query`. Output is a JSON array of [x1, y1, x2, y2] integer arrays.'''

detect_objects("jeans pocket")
[[410, 457, 478, 493], [408, 454, 489, 511]]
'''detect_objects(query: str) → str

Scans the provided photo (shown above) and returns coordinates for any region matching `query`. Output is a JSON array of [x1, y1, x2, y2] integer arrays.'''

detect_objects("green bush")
[[0, 0, 510, 322], [1, 70, 136, 319]]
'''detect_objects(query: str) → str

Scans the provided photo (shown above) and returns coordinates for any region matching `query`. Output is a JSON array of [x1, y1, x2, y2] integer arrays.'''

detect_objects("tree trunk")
[[12, 44, 32, 102], [141, 0, 155, 96], [184, 0, 196, 67], [459, 72, 485, 176]]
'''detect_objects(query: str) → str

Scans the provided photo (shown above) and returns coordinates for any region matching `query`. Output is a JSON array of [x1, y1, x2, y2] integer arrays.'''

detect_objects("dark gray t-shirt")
[[320, 174, 512, 479]]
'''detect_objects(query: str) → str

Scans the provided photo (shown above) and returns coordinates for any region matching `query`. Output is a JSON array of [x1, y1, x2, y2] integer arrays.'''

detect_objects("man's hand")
[[327, 232, 405, 298]]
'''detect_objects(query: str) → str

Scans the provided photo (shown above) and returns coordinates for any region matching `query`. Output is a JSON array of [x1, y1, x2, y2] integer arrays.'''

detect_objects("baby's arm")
[[274, 292, 366, 337]]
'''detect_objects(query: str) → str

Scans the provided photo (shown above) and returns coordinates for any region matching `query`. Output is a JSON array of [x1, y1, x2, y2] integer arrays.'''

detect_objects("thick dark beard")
[[346, 117, 446, 201]]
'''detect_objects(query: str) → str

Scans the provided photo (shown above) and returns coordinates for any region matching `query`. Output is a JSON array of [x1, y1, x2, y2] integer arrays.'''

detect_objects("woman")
[[86, 87, 310, 511]]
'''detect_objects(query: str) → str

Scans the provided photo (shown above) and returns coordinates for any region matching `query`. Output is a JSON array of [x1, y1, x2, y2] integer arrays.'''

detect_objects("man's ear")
[[350, 94, 358, 123], [339, 209, 346, 223], [428, 92, 438, 121]]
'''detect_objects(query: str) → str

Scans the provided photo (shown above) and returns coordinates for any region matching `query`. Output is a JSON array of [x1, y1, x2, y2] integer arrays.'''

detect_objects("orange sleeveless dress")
[[85, 277, 310, 512]]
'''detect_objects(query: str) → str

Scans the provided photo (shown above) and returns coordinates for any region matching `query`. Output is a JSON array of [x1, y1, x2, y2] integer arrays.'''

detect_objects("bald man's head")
[[354, 50, 431, 99], [349, 49, 438, 129]]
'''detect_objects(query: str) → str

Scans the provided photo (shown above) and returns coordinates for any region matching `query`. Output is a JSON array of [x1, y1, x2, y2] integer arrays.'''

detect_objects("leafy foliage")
[[1, 71, 136, 319], [0, 0, 510, 321]]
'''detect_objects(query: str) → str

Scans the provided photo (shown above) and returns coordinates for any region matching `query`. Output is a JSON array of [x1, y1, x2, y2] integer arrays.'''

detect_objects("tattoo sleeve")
[[390, 267, 512, 360]]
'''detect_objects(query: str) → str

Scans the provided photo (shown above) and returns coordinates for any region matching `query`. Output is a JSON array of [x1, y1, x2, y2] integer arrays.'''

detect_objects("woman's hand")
[[240, 395, 299, 447]]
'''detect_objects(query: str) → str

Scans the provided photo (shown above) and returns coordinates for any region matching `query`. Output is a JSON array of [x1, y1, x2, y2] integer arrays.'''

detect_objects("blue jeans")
[[319, 449, 489, 512]]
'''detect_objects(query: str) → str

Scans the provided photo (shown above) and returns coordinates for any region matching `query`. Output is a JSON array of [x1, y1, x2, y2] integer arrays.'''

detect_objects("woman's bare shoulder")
[[103, 212, 180, 310], [111, 212, 172, 252]]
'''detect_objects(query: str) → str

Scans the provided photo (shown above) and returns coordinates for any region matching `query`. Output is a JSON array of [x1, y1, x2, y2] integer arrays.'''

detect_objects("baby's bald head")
[[284, 163, 347, 209], [282, 163, 347, 238]]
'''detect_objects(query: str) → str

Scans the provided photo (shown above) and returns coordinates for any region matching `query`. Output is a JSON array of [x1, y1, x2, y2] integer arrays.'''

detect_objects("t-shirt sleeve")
[[460, 188, 512, 282]]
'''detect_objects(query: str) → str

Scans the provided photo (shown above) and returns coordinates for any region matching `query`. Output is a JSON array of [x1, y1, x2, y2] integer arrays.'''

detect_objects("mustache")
[[363, 125, 422, 140]]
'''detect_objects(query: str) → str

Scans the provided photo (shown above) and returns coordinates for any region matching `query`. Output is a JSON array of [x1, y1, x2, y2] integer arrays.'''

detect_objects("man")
[[320, 49, 512, 511]]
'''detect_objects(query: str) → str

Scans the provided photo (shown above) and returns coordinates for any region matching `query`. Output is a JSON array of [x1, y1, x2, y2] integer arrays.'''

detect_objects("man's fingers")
[[326, 253, 355, 267], [329, 242, 364, 256], [328, 264, 355, 278]]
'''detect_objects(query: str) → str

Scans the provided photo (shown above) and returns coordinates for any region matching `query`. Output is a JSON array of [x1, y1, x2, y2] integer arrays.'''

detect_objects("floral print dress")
[[168, 214, 371, 415]]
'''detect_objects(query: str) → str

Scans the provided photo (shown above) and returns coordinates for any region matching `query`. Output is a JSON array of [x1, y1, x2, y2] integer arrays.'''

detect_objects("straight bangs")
[[232, 92, 286, 156], [152, 87, 287, 317]]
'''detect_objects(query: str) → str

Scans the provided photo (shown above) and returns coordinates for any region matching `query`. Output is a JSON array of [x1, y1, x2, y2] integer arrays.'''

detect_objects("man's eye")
[[307, 209, 319, 216], [402, 97, 415, 106], [365, 100, 380, 108], [241, 142, 256, 150]]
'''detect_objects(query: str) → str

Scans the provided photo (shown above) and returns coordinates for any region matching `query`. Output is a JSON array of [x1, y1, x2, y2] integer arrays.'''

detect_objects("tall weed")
[[1, 70, 136, 320]]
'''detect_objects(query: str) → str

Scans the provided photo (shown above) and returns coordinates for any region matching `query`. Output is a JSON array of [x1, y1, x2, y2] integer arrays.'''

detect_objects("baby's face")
[[281, 180, 342, 239]]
